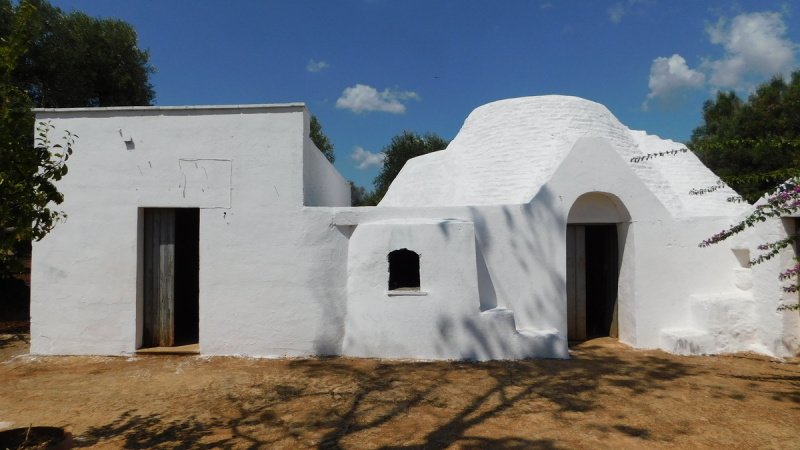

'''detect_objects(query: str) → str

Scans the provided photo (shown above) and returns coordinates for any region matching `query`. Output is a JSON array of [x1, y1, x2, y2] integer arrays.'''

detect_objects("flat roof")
[[33, 103, 306, 113]]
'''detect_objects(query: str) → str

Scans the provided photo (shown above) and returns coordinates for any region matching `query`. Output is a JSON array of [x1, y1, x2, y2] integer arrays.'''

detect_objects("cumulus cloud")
[[643, 10, 797, 109], [350, 146, 385, 169], [336, 84, 420, 114], [306, 59, 329, 73], [643, 54, 706, 110], [704, 11, 796, 89]]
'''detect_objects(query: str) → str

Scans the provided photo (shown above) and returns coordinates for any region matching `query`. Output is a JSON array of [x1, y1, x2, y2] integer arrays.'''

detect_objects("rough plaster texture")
[[342, 219, 565, 360], [331, 136, 753, 358], [31, 105, 350, 356], [30, 96, 799, 360], [382, 96, 749, 220]]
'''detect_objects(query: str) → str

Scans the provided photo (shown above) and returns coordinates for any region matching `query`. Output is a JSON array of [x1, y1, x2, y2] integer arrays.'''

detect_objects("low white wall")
[[343, 219, 482, 359], [302, 112, 350, 207]]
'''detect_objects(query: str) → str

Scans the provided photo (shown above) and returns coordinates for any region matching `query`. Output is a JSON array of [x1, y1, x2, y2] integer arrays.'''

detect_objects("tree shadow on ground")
[[75, 411, 232, 449], [722, 371, 800, 407], [72, 344, 712, 449]]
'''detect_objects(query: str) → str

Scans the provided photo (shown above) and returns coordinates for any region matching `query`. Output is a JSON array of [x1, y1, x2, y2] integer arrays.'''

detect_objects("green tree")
[[689, 71, 800, 202], [681, 72, 800, 310], [0, 0, 74, 277], [371, 131, 448, 204], [6, 0, 154, 108], [310, 115, 335, 163], [349, 181, 367, 206], [0, 0, 153, 279]]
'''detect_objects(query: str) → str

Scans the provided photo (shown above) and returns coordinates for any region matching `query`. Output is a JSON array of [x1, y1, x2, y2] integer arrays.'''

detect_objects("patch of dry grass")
[[0, 337, 798, 449]]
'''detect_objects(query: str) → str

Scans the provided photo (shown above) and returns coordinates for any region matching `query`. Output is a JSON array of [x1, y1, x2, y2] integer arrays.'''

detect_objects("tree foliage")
[[682, 72, 800, 311], [310, 115, 335, 163], [689, 71, 800, 203], [370, 131, 448, 204], [0, 0, 153, 278], [2, 0, 154, 108], [349, 181, 368, 206]]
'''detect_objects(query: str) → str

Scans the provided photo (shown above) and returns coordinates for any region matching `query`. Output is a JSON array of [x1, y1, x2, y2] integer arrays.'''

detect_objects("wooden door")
[[143, 208, 176, 347], [567, 224, 619, 341], [566, 225, 587, 341]]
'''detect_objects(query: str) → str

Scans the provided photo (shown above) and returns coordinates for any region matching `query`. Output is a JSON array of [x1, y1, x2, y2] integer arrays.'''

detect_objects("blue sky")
[[50, 0, 800, 189]]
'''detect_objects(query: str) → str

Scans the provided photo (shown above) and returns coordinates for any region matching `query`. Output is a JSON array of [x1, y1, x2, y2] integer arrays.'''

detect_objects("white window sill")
[[387, 290, 428, 297]]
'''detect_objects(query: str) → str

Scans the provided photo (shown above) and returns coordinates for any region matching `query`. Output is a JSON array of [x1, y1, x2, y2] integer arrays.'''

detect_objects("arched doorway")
[[566, 193, 630, 342]]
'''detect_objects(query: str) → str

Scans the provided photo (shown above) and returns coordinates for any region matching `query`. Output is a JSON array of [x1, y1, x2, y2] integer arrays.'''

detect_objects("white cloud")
[[350, 146, 385, 169], [306, 59, 329, 73], [608, 0, 650, 24], [642, 10, 798, 110], [608, 3, 625, 24], [335, 84, 420, 114], [643, 54, 706, 110], [704, 12, 796, 89]]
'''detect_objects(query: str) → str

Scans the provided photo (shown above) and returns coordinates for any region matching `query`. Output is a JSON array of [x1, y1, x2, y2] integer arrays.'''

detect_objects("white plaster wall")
[[343, 219, 481, 359], [30, 98, 797, 360], [31, 105, 350, 356], [544, 138, 749, 350], [342, 218, 565, 360], [720, 215, 800, 356], [302, 113, 350, 207], [332, 136, 751, 357], [381, 96, 749, 220]]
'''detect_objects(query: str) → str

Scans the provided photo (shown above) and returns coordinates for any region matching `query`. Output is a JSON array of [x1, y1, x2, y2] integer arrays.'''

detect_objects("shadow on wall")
[[70, 348, 718, 449], [478, 186, 566, 327], [308, 217, 353, 356], [445, 185, 567, 354], [338, 183, 570, 360]]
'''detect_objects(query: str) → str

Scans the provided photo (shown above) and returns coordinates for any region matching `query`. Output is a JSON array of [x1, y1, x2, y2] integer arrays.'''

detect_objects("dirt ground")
[[0, 333, 798, 449]]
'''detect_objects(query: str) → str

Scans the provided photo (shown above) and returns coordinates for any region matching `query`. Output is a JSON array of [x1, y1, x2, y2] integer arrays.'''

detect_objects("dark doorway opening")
[[388, 249, 420, 291], [174, 209, 199, 345], [142, 208, 199, 348], [585, 225, 619, 339], [567, 224, 619, 342]]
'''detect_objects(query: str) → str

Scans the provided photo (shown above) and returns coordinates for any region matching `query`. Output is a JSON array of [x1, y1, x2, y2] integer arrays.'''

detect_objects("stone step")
[[659, 328, 715, 355]]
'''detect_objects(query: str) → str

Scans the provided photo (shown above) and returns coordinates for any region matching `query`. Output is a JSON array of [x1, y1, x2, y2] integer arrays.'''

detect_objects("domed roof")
[[379, 95, 746, 217]]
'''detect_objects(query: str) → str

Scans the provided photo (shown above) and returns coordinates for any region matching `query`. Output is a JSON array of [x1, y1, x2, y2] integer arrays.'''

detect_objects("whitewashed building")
[[30, 96, 800, 360]]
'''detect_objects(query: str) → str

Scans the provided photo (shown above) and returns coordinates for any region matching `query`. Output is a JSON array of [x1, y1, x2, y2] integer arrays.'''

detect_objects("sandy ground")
[[0, 334, 798, 449]]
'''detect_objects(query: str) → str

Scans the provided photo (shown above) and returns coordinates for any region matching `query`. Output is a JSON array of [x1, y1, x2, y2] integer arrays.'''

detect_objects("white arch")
[[567, 192, 631, 224]]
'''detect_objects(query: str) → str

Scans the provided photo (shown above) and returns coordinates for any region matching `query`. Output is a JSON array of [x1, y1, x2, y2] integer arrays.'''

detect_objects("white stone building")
[[30, 96, 800, 360]]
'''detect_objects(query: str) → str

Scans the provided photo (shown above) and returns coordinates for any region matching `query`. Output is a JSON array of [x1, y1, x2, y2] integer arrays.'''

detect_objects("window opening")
[[388, 249, 420, 291]]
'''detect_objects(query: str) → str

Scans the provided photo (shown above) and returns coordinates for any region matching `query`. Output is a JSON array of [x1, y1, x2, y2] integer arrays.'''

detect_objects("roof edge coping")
[[33, 103, 306, 114]]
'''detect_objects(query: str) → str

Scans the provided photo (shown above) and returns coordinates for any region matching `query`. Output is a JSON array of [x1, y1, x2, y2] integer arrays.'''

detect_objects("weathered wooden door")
[[567, 224, 619, 341], [143, 208, 176, 347], [566, 225, 587, 341]]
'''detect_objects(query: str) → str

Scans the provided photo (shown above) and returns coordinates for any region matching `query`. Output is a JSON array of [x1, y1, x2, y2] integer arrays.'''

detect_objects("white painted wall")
[[31, 105, 350, 356], [334, 136, 776, 358], [30, 96, 798, 360], [302, 114, 350, 207]]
